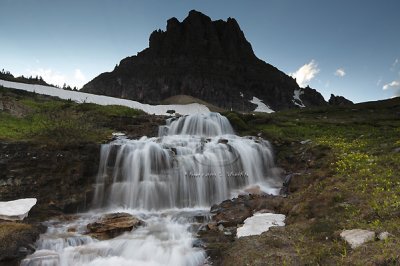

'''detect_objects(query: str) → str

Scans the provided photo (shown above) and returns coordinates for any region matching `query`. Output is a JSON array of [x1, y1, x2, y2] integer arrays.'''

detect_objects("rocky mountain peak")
[[82, 10, 327, 111], [146, 10, 256, 61]]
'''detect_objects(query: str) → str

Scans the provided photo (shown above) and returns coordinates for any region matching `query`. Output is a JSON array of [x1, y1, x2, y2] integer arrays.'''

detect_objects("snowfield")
[[292, 89, 305, 108], [0, 198, 37, 221], [236, 212, 285, 238], [0, 80, 210, 115], [250, 96, 274, 113]]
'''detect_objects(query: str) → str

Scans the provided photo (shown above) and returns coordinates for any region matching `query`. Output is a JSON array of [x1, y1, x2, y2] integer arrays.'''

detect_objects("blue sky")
[[1, 0, 399, 102]]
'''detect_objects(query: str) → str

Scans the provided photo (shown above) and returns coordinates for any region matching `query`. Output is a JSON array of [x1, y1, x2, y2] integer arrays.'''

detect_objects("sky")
[[1, 0, 399, 103]]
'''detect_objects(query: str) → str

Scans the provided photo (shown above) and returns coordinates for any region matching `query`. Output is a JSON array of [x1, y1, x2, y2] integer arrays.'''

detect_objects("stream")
[[21, 113, 281, 266]]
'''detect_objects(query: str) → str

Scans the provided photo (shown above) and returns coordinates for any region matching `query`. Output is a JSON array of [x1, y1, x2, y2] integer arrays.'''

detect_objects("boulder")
[[211, 194, 284, 227], [340, 229, 375, 249], [86, 213, 144, 240]]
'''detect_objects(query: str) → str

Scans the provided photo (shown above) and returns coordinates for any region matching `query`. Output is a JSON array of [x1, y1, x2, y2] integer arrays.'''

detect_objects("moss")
[[225, 112, 248, 131]]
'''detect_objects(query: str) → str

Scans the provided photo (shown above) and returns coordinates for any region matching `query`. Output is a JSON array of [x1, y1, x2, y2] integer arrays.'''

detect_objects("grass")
[[224, 98, 400, 264], [0, 86, 144, 145]]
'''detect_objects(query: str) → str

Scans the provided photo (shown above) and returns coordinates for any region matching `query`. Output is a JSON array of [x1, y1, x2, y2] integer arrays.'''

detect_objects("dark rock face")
[[86, 213, 144, 240], [328, 94, 354, 106], [82, 10, 327, 111], [0, 142, 100, 218]]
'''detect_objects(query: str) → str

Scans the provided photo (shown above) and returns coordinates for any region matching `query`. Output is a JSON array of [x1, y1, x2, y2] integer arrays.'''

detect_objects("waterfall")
[[22, 113, 281, 266], [92, 113, 279, 210]]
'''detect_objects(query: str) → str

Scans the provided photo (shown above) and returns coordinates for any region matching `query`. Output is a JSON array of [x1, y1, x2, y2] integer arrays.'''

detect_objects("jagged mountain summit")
[[82, 10, 327, 112]]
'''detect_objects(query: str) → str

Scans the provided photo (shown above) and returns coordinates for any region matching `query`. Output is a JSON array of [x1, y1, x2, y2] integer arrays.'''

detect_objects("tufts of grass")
[[0, 86, 144, 145]]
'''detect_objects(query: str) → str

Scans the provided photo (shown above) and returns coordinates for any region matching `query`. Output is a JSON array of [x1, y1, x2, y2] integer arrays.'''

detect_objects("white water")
[[22, 113, 281, 266]]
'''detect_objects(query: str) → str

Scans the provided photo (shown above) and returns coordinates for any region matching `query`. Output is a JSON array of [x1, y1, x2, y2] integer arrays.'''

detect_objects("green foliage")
[[225, 112, 248, 131], [242, 100, 400, 263], [0, 87, 144, 144]]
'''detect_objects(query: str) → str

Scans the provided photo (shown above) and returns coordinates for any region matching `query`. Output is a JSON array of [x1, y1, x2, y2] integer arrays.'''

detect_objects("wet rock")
[[340, 229, 375, 249], [211, 194, 284, 228], [218, 139, 229, 144], [86, 213, 144, 240]]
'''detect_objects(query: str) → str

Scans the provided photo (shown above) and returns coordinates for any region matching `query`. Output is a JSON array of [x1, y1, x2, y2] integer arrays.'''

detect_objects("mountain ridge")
[[81, 10, 330, 111]]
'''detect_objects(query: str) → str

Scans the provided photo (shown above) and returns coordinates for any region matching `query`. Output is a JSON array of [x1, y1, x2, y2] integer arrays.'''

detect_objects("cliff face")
[[82, 10, 327, 111]]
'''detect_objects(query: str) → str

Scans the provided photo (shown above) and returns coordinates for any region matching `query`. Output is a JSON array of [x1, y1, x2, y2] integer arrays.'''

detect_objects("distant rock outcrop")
[[82, 10, 327, 111], [329, 94, 354, 106]]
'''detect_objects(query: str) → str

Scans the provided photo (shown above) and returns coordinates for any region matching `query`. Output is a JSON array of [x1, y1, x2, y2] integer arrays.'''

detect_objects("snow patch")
[[236, 212, 285, 238], [0, 80, 210, 116], [0, 198, 37, 221], [292, 89, 305, 108], [249, 97, 274, 113]]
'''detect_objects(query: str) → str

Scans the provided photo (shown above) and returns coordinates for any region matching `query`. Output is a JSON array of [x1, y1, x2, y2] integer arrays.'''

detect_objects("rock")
[[340, 229, 375, 249], [378, 231, 390, 241], [393, 147, 400, 153], [81, 11, 327, 112], [236, 213, 286, 238], [243, 185, 263, 195], [218, 138, 229, 144], [86, 212, 144, 240], [211, 194, 284, 227], [0, 198, 37, 221], [0, 142, 101, 218], [0, 222, 45, 263], [328, 94, 354, 106]]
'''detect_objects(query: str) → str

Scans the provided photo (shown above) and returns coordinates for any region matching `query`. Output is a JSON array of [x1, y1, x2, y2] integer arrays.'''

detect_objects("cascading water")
[[22, 113, 281, 266]]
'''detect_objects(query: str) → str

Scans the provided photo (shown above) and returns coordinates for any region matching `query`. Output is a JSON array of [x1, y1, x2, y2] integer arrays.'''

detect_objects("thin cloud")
[[28, 68, 66, 87], [376, 77, 382, 87], [393, 58, 399, 68], [334, 68, 346, 77], [73, 69, 86, 88], [290, 60, 320, 88], [382, 80, 400, 90], [391, 58, 399, 72]]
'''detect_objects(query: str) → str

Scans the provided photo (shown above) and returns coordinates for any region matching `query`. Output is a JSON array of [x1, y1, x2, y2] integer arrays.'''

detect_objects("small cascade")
[[22, 112, 281, 266], [93, 113, 279, 210]]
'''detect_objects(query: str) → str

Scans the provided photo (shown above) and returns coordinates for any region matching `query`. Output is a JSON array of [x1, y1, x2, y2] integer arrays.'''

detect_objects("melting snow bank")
[[236, 213, 285, 238], [250, 97, 274, 113], [0, 198, 37, 221], [292, 89, 305, 108], [0, 80, 210, 116]]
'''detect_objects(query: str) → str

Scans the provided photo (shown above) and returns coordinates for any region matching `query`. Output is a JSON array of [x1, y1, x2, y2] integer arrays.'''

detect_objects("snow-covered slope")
[[0, 80, 210, 115], [250, 96, 274, 113], [292, 89, 305, 108]]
